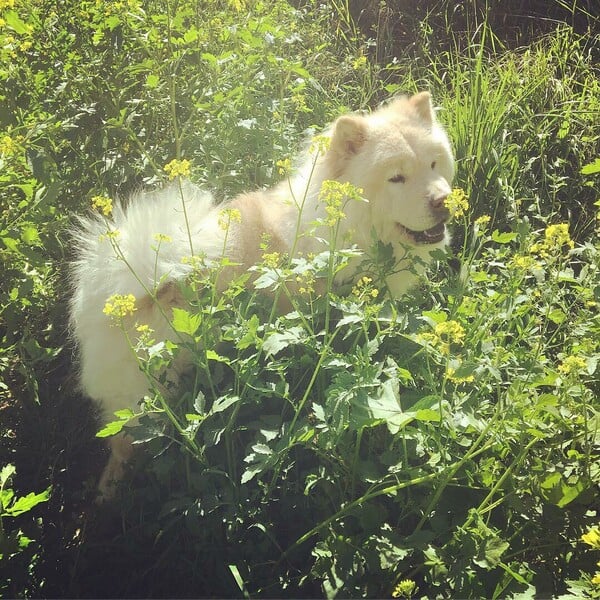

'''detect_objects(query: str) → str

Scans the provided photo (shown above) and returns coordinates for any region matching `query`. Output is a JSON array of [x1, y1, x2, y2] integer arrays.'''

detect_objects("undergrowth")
[[1, 0, 598, 597]]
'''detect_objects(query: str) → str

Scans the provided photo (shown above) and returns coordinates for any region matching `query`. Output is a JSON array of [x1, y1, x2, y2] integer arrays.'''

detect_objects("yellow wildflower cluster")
[[261, 251, 281, 269], [135, 323, 155, 346], [511, 254, 539, 272], [0, 134, 24, 156], [558, 355, 587, 376], [218, 207, 242, 231], [531, 223, 574, 258], [444, 188, 469, 218], [153, 233, 172, 244], [103, 293, 137, 321], [0, 0, 15, 10], [319, 180, 363, 227], [276, 157, 292, 176], [91, 195, 113, 217], [351, 275, 379, 300], [310, 134, 331, 156], [392, 579, 417, 598], [295, 270, 316, 295], [164, 158, 191, 180], [420, 320, 466, 355]]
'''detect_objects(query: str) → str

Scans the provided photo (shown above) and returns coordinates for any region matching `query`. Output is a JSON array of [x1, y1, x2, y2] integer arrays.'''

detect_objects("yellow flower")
[[164, 158, 191, 180], [419, 319, 466, 355], [91, 195, 113, 217], [545, 223, 574, 249], [582, 527, 600, 550], [592, 572, 600, 586], [153, 233, 172, 244], [0, 0, 15, 10], [103, 294, 137, 320], [0, 134, 23, 156], [531, 223, 574, 259], [319, 180, 363, 227], [434, 320, 466, 344], [310, 134, 331, 156], [475, 215, 491, 226], [218, 207, 242, 231], [511, 254, 539, 272], [392, 579, 417, 598], [446, 366, 475, 384], [444, 188, 469, 218], [276, 157, 292, 176], [262, 251, 281, 268], [352, 55, 367, 70], [558, 355, 587, 376]]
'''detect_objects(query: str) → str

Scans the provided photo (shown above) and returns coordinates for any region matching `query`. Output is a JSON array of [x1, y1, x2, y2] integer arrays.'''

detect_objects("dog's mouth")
[[397, 221, 447, 245]]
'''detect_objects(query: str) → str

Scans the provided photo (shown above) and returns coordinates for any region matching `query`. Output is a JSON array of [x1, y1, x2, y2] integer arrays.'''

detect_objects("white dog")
[[70, 92, 454, 496]]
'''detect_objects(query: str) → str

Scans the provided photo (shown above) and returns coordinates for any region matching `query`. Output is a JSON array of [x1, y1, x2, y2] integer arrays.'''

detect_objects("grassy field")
[[1, 0, 599, 597]]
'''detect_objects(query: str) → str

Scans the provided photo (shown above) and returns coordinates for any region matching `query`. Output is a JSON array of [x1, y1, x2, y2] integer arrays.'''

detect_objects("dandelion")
[[319, 180, 363, 227], [91, 195, 113, 217], [444, 188, 469, 218], [164, 158, 191, 180], [218, 207, 242, 231], [582, 527, 600, 550], [558, 355, 588, 376], [103, 293, 137, 321], [392, 579, 417, 598]]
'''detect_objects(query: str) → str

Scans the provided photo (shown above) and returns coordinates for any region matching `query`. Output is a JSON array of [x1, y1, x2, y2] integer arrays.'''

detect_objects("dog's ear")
[[408, 91, 434, 124], [330, 115, 368, 157]]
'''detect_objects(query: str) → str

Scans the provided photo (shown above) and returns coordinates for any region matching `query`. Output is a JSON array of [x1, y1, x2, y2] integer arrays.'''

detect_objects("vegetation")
[[1, 0, 598, 597]]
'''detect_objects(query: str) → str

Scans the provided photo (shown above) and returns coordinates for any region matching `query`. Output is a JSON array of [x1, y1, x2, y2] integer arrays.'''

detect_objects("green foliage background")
[[0, 0, 599, 597]]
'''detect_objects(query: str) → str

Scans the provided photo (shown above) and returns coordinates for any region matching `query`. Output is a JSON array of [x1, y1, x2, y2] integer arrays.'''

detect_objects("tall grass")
[[1, 0, 598, 598]]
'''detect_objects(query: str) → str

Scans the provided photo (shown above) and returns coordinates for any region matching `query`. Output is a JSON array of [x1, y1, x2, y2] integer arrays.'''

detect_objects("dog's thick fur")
[[70, 92, 454, 496]]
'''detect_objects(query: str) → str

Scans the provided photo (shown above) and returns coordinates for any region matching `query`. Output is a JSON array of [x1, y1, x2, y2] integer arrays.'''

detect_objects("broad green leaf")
[[262, 326, 305, 357], [172, 307, 202, 336], [96, 418, 127, 438], [6, 488, 50, 517], [491, 230, 518, 244], [581, 158, 600, 175]]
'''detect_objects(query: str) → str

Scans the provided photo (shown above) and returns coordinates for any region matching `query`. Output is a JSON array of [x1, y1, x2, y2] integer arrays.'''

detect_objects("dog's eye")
[[389, 174, 406, 183], [431, 161, 436, 170]]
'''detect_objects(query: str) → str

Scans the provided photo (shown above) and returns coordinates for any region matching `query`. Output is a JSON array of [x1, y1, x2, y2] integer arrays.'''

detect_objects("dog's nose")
[[430, 194, 451, 220]]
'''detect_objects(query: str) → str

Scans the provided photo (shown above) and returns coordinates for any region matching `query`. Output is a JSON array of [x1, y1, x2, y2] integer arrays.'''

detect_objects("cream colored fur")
[[70, 92, 454, 497]]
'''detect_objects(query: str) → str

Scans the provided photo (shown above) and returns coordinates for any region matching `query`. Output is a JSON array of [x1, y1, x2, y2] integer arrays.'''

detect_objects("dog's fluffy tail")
[[69, 181, 220, 412]]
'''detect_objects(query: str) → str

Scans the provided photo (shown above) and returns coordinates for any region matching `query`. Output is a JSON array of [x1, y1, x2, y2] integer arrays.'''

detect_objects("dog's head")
[[326, 92, 455, 250]]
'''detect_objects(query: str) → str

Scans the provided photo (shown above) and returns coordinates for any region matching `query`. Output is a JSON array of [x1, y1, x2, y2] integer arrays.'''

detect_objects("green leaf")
[[262, 326, 305, 357], [172, 307, 202, 336], [5, 489, 50, 517], [581, 158, 600, 175], [491, 230, 518, 244], [4, 10, 30, 34], [96, 418, 127, 438]]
